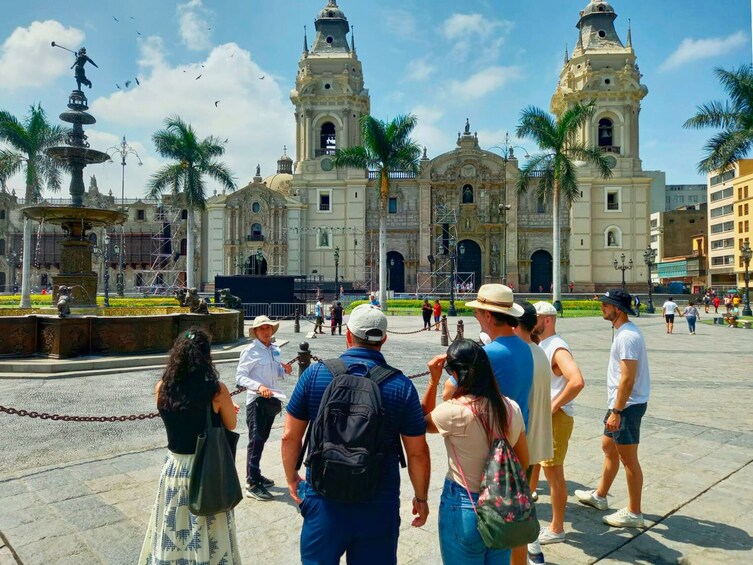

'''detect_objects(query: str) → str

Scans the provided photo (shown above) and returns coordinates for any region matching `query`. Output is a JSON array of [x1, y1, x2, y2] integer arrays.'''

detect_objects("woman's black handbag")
[[188, 404, 243, 516]]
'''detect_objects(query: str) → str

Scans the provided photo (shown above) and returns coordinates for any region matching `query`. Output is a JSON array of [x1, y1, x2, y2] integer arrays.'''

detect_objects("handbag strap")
[[205, 401, 216, 430]]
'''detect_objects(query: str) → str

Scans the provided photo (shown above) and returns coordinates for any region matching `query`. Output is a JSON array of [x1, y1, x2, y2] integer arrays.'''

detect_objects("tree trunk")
[[19, 218, 32, 308], [379, 171, 388, 311], [186, 208, 195, 289], [552, 181, 562, 308]]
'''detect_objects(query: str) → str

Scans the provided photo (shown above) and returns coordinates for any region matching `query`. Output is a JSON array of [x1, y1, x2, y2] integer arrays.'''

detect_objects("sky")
[[0, 0, 751, 200]]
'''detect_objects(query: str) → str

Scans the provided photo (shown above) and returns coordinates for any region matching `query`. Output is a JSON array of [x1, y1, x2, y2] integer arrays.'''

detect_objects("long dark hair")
[[446, 339, 509, 443], [158, 328, 219, 411]]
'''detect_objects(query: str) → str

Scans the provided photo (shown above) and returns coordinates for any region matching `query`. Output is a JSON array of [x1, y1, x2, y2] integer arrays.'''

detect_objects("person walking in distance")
[[236, 316, 292, 501], [576, 289, 650, 529], [661, 296, 679, 334], [422, 298, 433, 330], [513, 301, 554, 565], [433, 299, 442, 331], [281, 304, 430, 564], [314, 296, 325, 335], [332, 301, 344, 335], [680, 300, 701, 335], [525, 301, 586, 550]]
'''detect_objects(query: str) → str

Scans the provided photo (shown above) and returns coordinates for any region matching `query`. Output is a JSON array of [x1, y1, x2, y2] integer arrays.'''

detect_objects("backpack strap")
[[365, 363, 408, 468]]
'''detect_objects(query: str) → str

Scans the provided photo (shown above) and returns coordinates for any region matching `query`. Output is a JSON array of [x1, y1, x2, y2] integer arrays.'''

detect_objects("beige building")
[[732, 166, 753, 290]]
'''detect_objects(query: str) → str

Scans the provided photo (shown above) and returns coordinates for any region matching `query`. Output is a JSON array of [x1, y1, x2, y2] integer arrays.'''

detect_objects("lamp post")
[[387, 257, 394, 291], [448, 237, 457, 316], [256, 248, 264, 275], [92, 234, 112, 307], [107, 136, 142, 296], [235, 251, 243, 275], [613, 253, 633, 292], [643, 246, 657, 313], [4, 249, 21, 293], [742, 242, 752, 316], [334, 246, 340, 297], [498, 203, 512, 283]]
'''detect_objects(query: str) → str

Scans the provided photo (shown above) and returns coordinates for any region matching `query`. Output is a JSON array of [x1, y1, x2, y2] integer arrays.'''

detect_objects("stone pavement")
[[1, 312, 752, 563]]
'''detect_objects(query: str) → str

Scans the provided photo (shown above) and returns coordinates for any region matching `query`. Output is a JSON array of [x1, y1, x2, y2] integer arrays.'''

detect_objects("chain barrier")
[[386, 327, 430, 335]]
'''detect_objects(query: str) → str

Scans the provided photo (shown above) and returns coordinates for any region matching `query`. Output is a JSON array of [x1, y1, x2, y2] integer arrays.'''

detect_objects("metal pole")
[[118, 149, 125, 296], [743, 244, 752, 316], [103, 234, 110, 307], [297, 341, 311, 377], [448, 244, 457, 316]]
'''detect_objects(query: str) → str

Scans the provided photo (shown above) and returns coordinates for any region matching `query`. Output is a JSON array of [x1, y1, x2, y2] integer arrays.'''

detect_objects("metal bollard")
[[440, 315, 449, 347], [297, 341, 311, 377], [454, 319, 464, 342], [294, 308, 300, 333]]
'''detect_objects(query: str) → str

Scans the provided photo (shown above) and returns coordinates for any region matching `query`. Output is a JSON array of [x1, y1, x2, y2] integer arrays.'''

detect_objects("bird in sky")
[[124, 80, 131, 88], [135, 77, 140, 85], [223, 138, 228, 143], [115, 83, 121, 89], [195, 74, 202, 80], [136, 31, 142, 36], [214, 100, 220, 107], [259, 75, 265, 80], [113, 16, 119, 22]]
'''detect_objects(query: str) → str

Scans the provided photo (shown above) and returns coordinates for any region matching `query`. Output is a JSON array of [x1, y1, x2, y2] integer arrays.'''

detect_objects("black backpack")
[[296, 359, 406, 502]]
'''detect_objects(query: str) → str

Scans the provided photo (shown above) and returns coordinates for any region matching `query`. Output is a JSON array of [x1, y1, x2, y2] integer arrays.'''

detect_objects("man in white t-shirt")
[[528, 301, 585, 549], [661, 297, 679, 334], [576, 289, 650, 529]]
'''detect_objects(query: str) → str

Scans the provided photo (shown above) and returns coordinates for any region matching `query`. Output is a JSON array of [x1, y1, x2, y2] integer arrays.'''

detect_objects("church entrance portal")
[[387, 251, 405, 293], [530, 250, 553, 293], [457, 240, 481, 291]]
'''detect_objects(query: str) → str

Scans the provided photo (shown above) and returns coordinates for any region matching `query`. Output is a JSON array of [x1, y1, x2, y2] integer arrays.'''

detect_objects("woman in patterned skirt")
[[139, 328, 242, 564]]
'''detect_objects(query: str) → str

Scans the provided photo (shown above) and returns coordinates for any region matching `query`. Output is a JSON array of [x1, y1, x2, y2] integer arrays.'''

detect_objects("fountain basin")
[[0, 308, 242, 359], [23, 205, 127, 226], [46, 145, 109, 165]]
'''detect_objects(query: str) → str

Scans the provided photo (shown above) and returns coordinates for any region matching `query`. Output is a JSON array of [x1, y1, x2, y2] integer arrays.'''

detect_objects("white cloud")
[[177, 0, 213, 51], [440, 13, 513, 61], [660, 31, 747, 71], [404, 58, 436, 82], [0, 20, 84, 90], [448, 66, 522, 101], [88, 41, 295, 198], [410, 105, 454, 156], [383, 9, 418, 40]]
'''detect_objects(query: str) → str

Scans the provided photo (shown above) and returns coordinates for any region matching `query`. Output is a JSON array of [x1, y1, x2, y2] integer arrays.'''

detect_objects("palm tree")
[[516, 101, 612, 307], [148, 115, 235, 289], [332, 114, 421, 310], [0, 104, 66, 307], [683, 65, 753, 173]]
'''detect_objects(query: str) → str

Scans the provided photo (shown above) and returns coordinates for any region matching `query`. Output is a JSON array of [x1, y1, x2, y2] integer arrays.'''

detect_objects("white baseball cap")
[[533, 301, 558, 316], [347, 304, 388, 342]]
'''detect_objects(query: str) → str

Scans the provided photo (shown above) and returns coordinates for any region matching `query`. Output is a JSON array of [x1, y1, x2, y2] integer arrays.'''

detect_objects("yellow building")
[[732, 166, 753, 289]]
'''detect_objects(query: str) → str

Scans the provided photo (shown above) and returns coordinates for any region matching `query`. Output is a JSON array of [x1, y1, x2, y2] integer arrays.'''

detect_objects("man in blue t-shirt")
[[465, 284, 533, 430], [282, 304, 430, 565]]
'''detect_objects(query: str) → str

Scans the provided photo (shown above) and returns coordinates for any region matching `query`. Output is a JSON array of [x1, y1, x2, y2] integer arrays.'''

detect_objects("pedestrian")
[[634, 295, 641, 317], [703, 293, 710, 314], [724, 295, 732, 313], [236, 315, 292, 501], [281, 304, 430, 564], [314, 296, 325, 334], [680, 301, 700, 335], [713, 295, 720, 313], [329, 300, 337, 334], [369, 292, 381, 308], [332, 301, 344, 335], [576, 289, 650, 528], [527, 301, 585, 550], [513, 301, 554, 565], [421, 340, 529, 564], [661, 296, 678, 334], [433, 299, 442, 331], [421, 298, 433, 330], [139, 328, 241, 564]]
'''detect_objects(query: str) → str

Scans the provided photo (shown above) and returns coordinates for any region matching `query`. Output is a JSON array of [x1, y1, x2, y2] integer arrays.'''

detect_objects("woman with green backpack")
[[421, 339, 533, 564]]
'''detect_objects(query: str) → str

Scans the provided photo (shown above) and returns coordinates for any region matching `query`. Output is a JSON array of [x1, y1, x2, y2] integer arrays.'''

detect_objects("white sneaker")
[[527, 538, 546, 564], [603, 507, 645, 528], [538, 527, 566, 545], [574, 488, 608, 511]]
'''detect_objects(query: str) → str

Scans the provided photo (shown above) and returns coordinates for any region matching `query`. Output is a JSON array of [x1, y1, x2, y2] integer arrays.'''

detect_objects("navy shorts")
[[665, 314, 675, 323], [604, 403, 647, 445]]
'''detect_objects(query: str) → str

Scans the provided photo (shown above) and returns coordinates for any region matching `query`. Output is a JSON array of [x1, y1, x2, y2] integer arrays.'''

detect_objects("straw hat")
[[465, 284, 525, 317], [250, 315, 279, 338]]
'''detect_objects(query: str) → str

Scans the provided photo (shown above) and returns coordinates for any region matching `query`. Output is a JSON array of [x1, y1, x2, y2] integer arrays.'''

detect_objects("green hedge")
[[346, 298, 604, 315], [0, 295, 181, 308]]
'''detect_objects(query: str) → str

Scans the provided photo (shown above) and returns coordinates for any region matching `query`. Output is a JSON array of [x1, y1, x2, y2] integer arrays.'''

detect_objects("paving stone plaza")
[[1, 312, 752, 564]]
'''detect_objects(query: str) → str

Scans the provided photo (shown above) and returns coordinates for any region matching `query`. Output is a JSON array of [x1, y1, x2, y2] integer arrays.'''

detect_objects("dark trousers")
[[246, 397, 282, 483], [422, 312, 432, 329]]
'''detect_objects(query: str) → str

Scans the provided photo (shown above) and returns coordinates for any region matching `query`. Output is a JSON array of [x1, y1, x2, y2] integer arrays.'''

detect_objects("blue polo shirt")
[[484, 335, 533, 430], [287, 347, 425, 501]]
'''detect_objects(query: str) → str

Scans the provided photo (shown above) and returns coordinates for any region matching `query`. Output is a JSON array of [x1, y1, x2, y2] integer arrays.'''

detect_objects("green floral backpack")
[[451, 399, 540, 549]]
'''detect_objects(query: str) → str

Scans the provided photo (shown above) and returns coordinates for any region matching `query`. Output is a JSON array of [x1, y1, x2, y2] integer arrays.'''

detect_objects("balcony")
[[315, 148, 337, 157], [599, 146, 621, 154], [246, 234, 264, 242]]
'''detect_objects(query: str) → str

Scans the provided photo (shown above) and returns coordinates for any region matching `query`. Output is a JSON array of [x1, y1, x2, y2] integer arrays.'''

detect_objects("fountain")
[[0, 47, 242, 359]]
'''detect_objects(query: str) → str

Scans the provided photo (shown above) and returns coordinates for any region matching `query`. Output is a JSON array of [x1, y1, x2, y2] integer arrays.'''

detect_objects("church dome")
[[581, 0, 615, 16], [318, 1, 346, 21], [263, 173, 293, 195]]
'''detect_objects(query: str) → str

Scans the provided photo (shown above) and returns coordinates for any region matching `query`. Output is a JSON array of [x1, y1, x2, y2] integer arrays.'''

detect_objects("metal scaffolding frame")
[[139, 205, 185, 294]]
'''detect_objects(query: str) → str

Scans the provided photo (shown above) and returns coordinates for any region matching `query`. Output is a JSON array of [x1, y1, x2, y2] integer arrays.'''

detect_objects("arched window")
[[605, 226, 622, 248], [320, 122, 336, 155], [462, 184, 474, 204], [180, 238, 187, 256], [598, 118, 613, 147], [251, 223, 263, 241], [181, 209, 188, 220]]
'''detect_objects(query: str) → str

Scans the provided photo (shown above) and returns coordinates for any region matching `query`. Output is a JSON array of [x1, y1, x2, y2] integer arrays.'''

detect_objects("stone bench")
[[742, 321, 752, 329]]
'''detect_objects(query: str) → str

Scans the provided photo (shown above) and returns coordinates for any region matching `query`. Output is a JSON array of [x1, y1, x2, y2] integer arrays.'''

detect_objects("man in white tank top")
[[528, 302, 585, 549]]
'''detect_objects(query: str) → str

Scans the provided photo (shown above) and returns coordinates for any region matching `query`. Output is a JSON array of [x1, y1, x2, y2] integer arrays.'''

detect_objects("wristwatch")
[[611, 408, 623, 415]]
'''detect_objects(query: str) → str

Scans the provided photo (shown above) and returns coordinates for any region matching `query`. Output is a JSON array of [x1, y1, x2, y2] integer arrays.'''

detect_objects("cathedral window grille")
[[605, 187, 622, 212], [318, 189, 332, 212]]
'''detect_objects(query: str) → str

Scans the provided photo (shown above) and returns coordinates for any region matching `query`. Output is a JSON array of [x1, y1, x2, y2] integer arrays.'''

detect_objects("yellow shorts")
[[540, 409, 574, 467]]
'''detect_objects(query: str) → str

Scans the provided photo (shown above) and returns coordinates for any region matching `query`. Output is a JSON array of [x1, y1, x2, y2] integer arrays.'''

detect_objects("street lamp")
[[256, 248, 264, 275], [449, 237, 457, 316], [107, 136, 142, 297], [742, 242, 752, 316], [498, 203, 512, 283], [643, 246, 657, 313], [388, 257, 394, 291], [613, 253, 633, 292], [92, 233, 112, 307], [334, 246, 340, 296]]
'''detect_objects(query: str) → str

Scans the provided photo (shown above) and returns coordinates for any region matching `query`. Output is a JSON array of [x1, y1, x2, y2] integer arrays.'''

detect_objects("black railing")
[[599, 145, 621, 154], [315, 148, 337, 157], [246, 235, 264, 242]]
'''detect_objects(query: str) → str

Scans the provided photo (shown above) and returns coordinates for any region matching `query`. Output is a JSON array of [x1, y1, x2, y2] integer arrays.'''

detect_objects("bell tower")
[[290, 0, 370, 173], [551, 0, 651, 292]]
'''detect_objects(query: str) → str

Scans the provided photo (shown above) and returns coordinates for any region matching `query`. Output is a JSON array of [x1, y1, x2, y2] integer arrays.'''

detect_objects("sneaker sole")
[[603, 517, 644, 528], [246, 491, 274, 501], [538, 535, 566, 545]]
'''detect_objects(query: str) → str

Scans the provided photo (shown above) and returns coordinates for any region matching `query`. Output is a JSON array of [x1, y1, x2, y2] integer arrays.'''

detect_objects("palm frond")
[[332, 146, 370, 169], [147, 164, 185, 199]]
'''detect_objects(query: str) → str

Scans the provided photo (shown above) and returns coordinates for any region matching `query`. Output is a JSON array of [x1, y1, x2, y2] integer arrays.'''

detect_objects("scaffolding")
[[139, 204, 186, 294]]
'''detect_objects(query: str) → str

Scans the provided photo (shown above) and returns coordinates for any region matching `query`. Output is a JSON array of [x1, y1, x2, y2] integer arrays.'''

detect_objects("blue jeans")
[[298, 482, 400, 565], [686, 316, 697, 333], [438, 478, 510, 564]]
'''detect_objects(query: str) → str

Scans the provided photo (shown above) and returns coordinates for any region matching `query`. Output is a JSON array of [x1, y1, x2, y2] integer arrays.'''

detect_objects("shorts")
[[315, 315, 323, 325], [540, 409, 574, 467], [434, 315, 440, 323], [665, 314, 675, 323], [603, 403, 647, 445]]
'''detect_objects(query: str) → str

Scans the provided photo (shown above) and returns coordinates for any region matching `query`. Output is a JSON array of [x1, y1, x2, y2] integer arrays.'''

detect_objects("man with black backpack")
[[281, 304, 430, 565]]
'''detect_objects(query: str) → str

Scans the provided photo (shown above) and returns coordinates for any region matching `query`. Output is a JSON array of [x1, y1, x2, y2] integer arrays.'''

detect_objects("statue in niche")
[[465, 217, 471, 230], [492, 259, 498, 273], [319, 230, 330, 247], [607, 231, 617, 246]]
